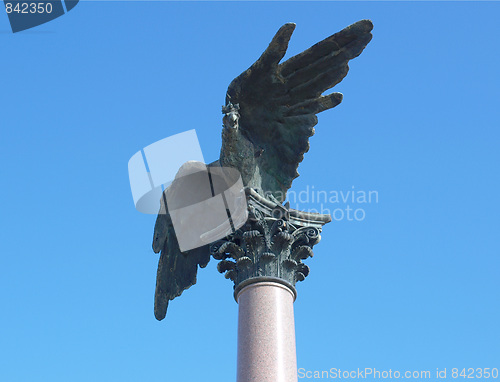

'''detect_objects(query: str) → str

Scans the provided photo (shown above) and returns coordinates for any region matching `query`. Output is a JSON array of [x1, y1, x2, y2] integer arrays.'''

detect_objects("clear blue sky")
[[1, 2, 499, 381]]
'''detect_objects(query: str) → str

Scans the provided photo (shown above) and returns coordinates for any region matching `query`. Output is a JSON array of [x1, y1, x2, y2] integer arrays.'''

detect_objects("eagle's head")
[[222, 102, 240, 130]]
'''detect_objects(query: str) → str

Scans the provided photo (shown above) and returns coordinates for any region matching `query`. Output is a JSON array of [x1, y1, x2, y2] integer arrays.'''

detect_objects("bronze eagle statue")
[[152, 20, 373, 320]]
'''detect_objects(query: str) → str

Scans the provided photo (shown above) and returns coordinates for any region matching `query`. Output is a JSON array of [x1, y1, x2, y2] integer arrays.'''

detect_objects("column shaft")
[[236, 282, 297, 382]]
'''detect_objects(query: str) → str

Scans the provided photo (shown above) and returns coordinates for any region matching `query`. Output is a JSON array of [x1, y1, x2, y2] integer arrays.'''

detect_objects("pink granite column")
[[236, 281, 297, 382]]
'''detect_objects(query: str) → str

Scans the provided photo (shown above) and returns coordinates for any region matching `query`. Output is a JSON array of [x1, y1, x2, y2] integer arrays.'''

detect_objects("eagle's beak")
[[228, 113, 238, 128]]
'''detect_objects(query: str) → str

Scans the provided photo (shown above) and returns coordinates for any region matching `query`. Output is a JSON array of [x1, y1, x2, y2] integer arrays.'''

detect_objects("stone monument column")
[[236, 281, 297, 382], [211, 188, 331, 382], [148, 18, 372, 382]]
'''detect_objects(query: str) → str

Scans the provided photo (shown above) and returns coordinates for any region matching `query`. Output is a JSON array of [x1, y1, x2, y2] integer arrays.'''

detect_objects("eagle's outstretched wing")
[[225, 20, 373, 200], [152, 166, 211, 321]]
